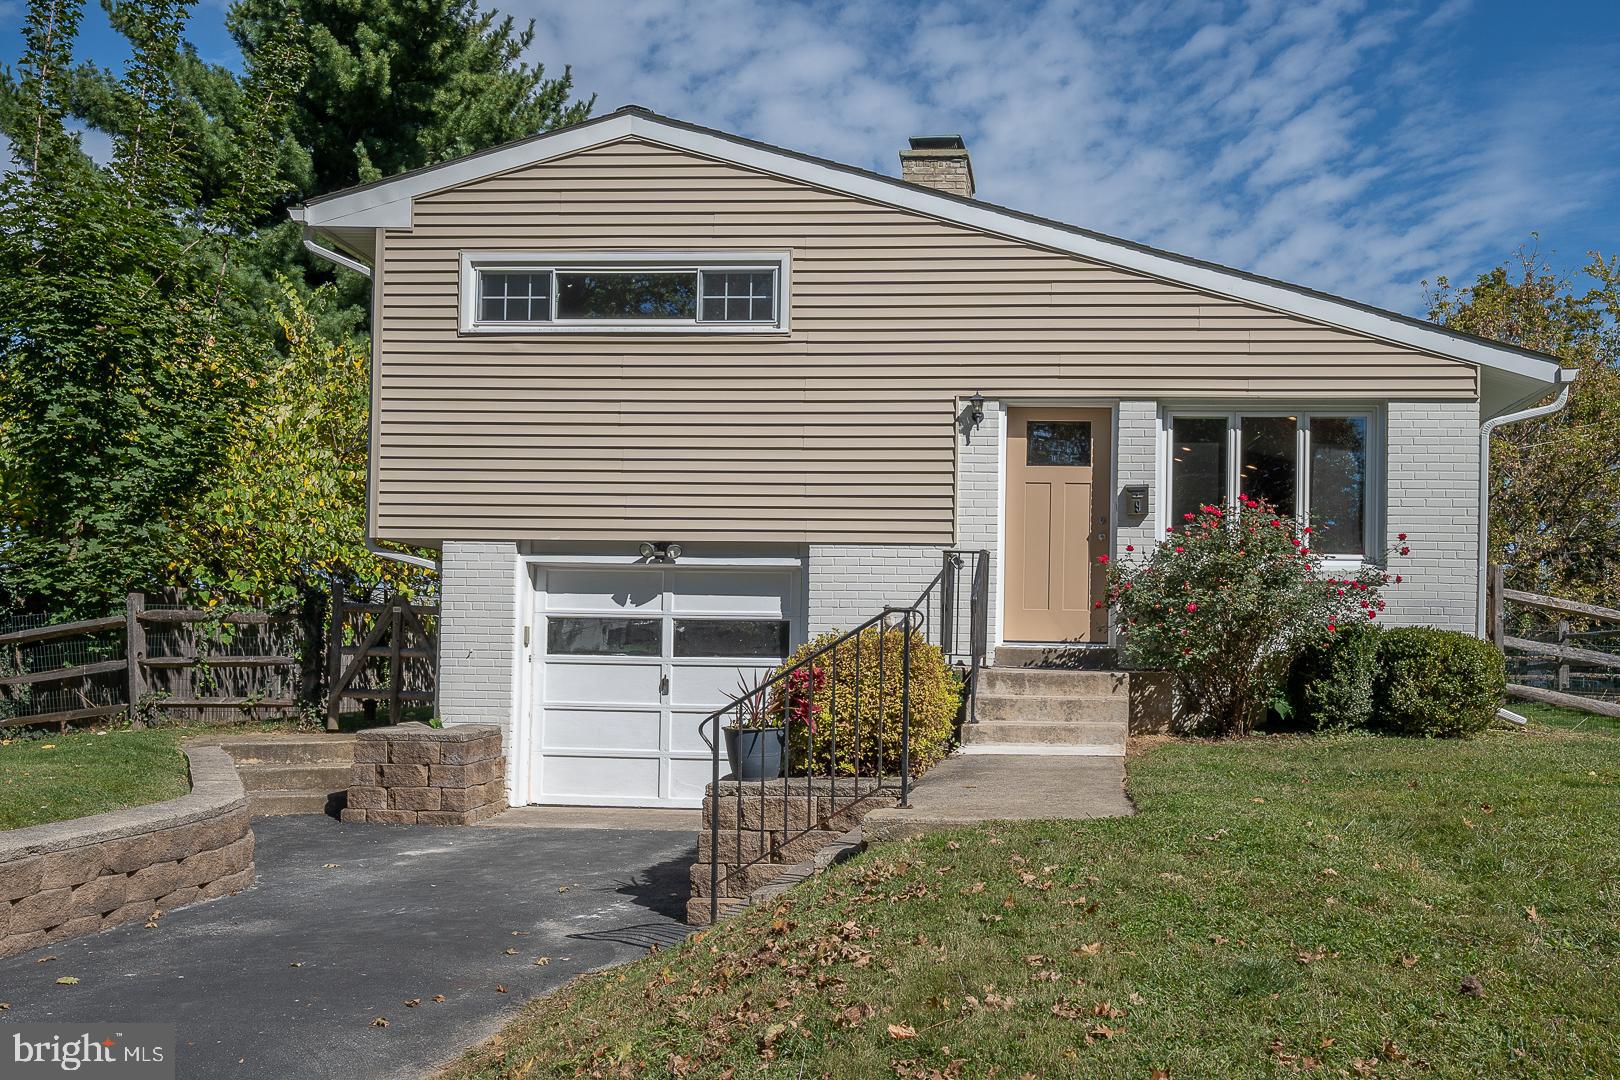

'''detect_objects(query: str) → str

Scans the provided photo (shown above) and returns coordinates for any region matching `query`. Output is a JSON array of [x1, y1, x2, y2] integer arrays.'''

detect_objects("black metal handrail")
[[698, 548, 990, 923]]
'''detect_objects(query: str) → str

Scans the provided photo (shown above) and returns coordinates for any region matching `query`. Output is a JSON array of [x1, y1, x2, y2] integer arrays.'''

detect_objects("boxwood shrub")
[[1373, 627, 1505, 737], [774, 625, 961, 777], [1288, 623, 1382, 732]]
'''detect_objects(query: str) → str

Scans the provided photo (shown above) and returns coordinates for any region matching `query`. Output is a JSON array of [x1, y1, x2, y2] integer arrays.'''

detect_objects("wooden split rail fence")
[[1488, 565, 1620, 719]]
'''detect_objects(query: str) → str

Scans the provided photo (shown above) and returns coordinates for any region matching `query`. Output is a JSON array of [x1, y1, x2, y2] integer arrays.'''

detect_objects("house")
[[291, 106, 1572, 810]]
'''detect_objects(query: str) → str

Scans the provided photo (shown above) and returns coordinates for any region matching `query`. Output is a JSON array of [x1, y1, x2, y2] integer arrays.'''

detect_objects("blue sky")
[[4, 0, 1617, 314]]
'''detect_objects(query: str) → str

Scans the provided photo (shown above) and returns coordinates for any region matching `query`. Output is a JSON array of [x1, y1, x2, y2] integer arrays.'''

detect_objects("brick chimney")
[[899, 135, 974, 198]]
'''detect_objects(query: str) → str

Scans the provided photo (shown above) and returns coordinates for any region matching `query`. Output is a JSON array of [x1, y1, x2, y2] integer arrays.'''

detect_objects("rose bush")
[[1106, 497, 1406, 735]]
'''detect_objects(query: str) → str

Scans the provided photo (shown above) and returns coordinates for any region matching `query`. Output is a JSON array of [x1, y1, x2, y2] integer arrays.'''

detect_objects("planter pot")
[[724, 726, 785, 781]]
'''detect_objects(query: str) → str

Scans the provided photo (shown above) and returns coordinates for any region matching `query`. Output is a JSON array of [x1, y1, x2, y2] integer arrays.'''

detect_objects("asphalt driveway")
[[0, 816, 696, 1079]]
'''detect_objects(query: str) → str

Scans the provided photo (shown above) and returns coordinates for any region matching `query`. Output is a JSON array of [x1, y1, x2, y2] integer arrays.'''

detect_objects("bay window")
[[1166, 410, 1377, 558]]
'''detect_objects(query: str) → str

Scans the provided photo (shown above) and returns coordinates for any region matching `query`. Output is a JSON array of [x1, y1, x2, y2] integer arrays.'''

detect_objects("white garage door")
[[529, 565, 799, 807]]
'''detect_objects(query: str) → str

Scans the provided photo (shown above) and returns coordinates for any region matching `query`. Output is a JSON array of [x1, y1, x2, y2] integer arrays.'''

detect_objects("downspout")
[[1476, 375, 1575, 637], [301, 230, 439, 574]]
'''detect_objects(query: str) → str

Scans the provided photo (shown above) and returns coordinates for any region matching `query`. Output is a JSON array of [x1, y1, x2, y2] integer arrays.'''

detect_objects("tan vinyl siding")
[[376, 137, 1475, 544]]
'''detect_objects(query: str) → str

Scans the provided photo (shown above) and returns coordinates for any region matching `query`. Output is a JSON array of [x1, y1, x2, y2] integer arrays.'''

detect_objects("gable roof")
[[292, 105, 1573, 415]]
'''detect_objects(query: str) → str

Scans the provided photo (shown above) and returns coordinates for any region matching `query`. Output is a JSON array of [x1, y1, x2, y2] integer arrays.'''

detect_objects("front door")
[[1004, 408, 1111, 642]]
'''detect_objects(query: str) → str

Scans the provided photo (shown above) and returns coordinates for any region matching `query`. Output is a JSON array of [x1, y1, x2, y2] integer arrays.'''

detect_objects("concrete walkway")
[[0, 816, 695, 1080], [863, 753, 1132, 840]]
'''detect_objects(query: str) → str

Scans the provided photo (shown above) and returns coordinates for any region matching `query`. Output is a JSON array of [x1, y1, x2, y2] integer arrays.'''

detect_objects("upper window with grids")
[[462, 254, 786, 333]]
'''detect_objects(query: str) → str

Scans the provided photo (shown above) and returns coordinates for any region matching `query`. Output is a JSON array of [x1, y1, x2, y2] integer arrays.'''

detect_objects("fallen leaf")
[[533, 956, 551, 966], [945, 841, 960, 850], [1150, 1070, 1172, 1080], [36, 955, 56, 964], [432, 995, 446, 1003], [1128, 992, 1146, 1006], [495, 985, 508, 993], [1525, 905, 1543, 924], [404, 998, 421, 1008], [289, 962, 303, 968], [1381, 1039, 1408, 1062], [1251, 797, 1265, 803], [322, 863, 340, 869], [0, 1003, 10, 1009], [1398, 953, 1418, 968], [887, 1023, 917, 1040], [370, 1016, 388, 1028], [503, 948, 519, 955], [55, 977, 79, 986], [1320, 867, 1339, 877], [40, 744, 55, 750], [1459, 974, 1485, 998], [510, 930, 530, 936], [1075, 942, 1102, 957]]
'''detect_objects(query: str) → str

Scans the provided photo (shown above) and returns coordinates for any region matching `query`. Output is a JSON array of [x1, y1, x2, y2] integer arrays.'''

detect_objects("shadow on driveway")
[[0, 816, 696, 1080]]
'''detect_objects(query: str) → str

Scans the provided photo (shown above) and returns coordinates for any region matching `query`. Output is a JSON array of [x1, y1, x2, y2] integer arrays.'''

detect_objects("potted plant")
[[723, 671, 786, 781]]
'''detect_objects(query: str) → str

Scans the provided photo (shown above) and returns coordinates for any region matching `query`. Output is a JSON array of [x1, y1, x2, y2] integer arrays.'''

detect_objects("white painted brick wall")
[[1382, 401, 1478, 630], [437, 541, 520, 763], [806, 545, 941, 634], [956, 400, 1002, 647], [1115, 400, 1159, 566]]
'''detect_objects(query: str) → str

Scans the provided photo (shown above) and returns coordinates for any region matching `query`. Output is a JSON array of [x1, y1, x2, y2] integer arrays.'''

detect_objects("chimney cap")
[[908, 134, 966, 151]]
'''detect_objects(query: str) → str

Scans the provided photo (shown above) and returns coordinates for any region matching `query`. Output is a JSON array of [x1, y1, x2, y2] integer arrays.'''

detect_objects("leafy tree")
[[1427, 245, 1620, 604], [229, 0, 593, 195], [167, 285, 432, 608], [0, 0, 306, 617]]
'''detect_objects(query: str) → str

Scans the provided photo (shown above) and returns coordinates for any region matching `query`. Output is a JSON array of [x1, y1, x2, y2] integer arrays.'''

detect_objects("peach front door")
[[1004, 408, 1112, 642]]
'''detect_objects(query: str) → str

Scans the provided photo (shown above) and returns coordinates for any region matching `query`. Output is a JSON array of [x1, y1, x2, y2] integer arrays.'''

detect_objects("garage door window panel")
[[673, 618, 790, 658], [546, 617, 662, 657]]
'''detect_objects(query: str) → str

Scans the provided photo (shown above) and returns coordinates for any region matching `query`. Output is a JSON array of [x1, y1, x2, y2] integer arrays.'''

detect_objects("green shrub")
[[1373, 627, 1505, 737], [1107, 497, 1408, 735], [774, 625, 961, 777], [1288, 624, 1382, 731]]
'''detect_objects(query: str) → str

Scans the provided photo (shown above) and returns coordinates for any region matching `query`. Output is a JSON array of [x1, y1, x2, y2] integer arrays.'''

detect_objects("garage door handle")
[[659, 674, 670, 696]]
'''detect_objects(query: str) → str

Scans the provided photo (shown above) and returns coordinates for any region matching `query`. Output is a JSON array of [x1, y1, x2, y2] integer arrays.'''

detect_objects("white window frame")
[[1158, 406, 1383, 567], [459, 250, 791, 334]]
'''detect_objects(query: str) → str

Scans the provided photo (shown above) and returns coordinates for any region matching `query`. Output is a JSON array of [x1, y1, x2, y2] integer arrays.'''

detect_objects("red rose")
[[1186, 602, 1198, 613], [1125, 544, 1134, 552], [1397, 532, 1407, 541], [1399, 546, 1410, 556]]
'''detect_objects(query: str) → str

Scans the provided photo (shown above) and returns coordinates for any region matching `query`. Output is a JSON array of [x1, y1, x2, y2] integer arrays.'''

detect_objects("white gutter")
[[1476, 372, 1576, 636], [300, 230, 440, 575]]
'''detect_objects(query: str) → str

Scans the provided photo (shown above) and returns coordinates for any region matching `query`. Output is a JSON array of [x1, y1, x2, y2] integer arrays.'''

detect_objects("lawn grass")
[[446, 721, 1620, 1079], [0, 729, 191, 830], [0, 717, 342, 830]]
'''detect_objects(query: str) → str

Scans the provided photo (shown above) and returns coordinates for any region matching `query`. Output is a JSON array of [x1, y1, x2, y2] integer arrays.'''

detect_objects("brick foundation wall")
[[341, 723, 507, 825], [0, 746, 254, 959], [688, 778, 898, 925]]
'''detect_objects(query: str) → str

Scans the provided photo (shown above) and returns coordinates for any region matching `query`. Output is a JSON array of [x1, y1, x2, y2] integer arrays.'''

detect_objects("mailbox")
[[1122, 484, 1149, 517]]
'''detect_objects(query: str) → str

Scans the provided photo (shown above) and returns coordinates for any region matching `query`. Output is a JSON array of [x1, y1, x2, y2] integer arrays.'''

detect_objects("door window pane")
[[1026, 421, 1092, 466], [1240, 415, 1297, 513], [1171, 417, 1228, 522], [673, 619, 789, 658], [555, 272, 697, 320], [1310, 417, 1368, 555], [547, 617, 661, 656]]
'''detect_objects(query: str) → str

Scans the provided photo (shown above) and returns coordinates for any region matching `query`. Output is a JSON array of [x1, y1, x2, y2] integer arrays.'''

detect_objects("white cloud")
[[517, 0, 1615, 312]]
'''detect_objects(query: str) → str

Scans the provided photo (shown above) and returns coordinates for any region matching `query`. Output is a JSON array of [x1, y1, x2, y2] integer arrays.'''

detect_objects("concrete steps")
[[208, 733, 356, 818], [963, 658, 1130, 757]]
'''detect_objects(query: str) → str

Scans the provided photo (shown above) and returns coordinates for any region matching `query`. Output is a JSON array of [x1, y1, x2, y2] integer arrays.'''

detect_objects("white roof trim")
[[294, 110, 1568, 389]]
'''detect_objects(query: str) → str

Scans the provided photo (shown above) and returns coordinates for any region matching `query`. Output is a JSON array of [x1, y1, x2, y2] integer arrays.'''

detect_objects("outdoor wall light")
[[639, 541, 683, 562], [964, 391, 985, 431]]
